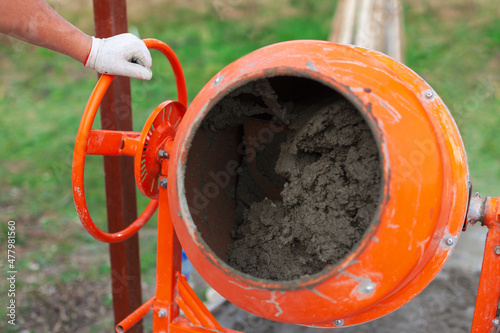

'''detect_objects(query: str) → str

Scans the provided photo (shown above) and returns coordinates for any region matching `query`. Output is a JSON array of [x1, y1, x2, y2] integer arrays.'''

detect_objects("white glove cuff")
[[84, 37, 103, 70]]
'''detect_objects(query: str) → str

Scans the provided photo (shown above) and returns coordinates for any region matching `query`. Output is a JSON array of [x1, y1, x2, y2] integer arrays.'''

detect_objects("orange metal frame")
[[72, 39, 500, 332], [468, 195, 500, 332], [73, 39, 238, 332]]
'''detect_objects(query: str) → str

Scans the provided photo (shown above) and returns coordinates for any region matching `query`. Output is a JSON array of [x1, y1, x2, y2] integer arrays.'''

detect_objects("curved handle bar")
[[72, 39, 187, 243]]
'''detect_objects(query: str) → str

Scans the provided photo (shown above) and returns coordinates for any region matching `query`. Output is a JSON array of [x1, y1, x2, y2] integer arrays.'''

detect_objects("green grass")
[[0, 1, 337, 331], [0, 0, 499, 331], [404, 1, 500, 194]]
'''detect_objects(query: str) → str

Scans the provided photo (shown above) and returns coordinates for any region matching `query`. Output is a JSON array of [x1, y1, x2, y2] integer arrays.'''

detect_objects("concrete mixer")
[[72, 39, 500, 332]]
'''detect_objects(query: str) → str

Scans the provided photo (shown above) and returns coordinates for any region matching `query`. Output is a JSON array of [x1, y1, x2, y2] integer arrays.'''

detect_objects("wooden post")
[[92, 1, 143, 332], [329, 0, 404, 63]]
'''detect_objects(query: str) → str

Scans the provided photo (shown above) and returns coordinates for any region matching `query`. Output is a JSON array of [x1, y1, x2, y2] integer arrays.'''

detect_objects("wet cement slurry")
[[224, 97, 381, 280]]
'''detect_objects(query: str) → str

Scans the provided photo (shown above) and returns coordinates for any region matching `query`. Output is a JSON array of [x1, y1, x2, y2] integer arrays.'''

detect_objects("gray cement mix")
[[223, 96, 381, 280]]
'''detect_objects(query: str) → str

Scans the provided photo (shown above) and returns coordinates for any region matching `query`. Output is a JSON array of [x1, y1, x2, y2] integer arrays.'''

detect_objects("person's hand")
[[84, 33, 152, 80]]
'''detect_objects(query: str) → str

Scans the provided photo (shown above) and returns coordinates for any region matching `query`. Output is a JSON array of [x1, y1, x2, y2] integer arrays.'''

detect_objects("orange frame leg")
[[471, 197, 500, 333], [115, 157, 241, 333], [152, 160, 182, 331]]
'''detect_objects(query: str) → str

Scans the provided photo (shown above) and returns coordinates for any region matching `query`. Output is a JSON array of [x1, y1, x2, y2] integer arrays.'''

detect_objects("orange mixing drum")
[[76, 39, 500, 333], [166, 40, 469, 327]]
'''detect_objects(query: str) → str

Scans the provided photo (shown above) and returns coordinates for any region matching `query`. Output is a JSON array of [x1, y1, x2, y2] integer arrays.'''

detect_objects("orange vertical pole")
[[153, 160, 182, 331], [471, 197, 500, 333], [92, 1, 143, 332]]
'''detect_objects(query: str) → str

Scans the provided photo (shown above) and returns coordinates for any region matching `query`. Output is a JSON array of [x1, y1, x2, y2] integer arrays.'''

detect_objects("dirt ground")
[[15, 225, 487, 333]]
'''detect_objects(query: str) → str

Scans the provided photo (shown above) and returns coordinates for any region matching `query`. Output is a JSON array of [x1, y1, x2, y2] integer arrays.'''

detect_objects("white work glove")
[[84, 33, 152, 80]]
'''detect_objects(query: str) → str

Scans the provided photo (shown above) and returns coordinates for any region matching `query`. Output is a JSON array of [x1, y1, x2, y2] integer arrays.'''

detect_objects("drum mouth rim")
[[177, 69, 386, 290]]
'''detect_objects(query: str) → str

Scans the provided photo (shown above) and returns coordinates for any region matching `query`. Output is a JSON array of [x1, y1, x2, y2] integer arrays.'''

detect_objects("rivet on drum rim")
[[334, 319, 344, 326], [364, 284, 375, 293]]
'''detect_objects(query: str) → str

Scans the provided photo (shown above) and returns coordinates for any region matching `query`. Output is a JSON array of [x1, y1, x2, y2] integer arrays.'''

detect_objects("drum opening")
[[184, 75, 382, 281]]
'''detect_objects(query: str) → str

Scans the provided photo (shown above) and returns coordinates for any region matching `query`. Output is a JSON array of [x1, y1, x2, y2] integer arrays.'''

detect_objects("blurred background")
[[0, 0, 498, 332]]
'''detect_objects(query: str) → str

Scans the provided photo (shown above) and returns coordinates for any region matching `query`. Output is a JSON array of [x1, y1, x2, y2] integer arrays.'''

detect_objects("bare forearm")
[[0, 0, 153, 80], [0, 0, 91, 63]]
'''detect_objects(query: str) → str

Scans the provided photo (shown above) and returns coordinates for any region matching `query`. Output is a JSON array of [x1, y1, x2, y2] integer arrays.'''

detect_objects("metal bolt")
[[334, 319, 344, 326], [445, 237, 454, 246], [364, 284, 375, 293], [494, 246, 500, 255], [493, 317, 500, 326], [160, 178, 168, 189], [214, 76, 222, 84], [158, 309, 167, 318], [158, 149, 169, 159], [425, 90, 434, 99]]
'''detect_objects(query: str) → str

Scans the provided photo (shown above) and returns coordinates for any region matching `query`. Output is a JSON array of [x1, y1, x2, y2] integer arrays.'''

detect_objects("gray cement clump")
[[201, 80, 381, 281], [228, 98, 381, 280]]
